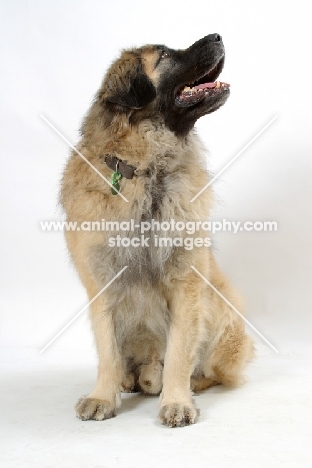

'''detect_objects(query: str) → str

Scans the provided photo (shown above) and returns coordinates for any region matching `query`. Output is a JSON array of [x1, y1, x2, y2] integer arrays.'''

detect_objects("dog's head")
[[83, 34, 229, 137]]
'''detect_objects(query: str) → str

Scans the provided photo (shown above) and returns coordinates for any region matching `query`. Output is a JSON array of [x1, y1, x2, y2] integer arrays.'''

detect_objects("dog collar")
[[102, 154, 136, 180]]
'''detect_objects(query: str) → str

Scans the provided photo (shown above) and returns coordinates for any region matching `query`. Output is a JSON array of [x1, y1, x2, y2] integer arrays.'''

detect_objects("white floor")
[[1, 347, 312, 468]]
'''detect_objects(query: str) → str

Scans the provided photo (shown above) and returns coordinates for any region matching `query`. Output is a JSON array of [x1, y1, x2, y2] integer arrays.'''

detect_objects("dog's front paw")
[[75, 397, 116, 421], [158, 402, 199, 427]]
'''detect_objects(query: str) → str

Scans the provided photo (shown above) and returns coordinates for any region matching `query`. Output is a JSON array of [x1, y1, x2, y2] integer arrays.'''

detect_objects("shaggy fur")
[[60, 34, 254, 427]]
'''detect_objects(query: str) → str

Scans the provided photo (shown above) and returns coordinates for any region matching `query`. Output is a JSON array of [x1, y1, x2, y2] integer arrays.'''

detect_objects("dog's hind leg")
[[202, 257, 254, 387], [206, 323, 254, 387], [138, 353, 163, 395], [120, 373, 136, 393], [191, 375, 219, 393]]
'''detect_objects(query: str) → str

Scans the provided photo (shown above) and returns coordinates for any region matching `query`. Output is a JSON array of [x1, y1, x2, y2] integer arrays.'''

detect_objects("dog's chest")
[[143, 166, 167, 217], [138, 150, 186, 219], [90, 137, 205, 287], [91, 161, 188, 286]]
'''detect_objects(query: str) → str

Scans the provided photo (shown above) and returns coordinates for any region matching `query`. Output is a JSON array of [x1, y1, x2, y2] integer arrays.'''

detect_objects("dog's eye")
[[161, 51, 169, 59]]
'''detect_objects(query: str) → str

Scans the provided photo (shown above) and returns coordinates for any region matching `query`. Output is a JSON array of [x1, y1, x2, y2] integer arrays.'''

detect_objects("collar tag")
[[111, 170, 123, 195]]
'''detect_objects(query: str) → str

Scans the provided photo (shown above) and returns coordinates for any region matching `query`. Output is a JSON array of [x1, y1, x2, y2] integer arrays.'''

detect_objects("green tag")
[[111, 171, 123, 195]]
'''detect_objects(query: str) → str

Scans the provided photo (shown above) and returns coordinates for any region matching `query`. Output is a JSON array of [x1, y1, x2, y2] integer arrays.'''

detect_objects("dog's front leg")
[[75, 295, 123, 421], [159, 273, 204, 427]]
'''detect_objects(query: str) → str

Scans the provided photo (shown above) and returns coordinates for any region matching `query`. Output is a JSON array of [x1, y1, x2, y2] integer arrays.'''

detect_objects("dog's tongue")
[[196, 82, 219, 89]]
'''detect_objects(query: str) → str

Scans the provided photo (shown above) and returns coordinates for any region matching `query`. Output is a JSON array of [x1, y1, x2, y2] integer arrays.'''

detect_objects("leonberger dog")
[[61, 33, 253, 427]]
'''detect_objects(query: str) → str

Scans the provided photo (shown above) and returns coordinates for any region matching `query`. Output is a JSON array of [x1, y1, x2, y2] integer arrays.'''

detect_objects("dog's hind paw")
[[158, 402, 199, 427], [75, 397, 116, 421], [120, 373, 136, 393], [139, 361, 163, 395]]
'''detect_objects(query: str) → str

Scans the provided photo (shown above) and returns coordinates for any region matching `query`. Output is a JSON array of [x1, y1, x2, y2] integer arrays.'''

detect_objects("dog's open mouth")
[[175, 57, 230, 108]]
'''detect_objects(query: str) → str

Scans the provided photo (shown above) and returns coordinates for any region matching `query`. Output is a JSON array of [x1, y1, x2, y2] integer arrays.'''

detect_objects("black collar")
[[102, 154, 137, 179]]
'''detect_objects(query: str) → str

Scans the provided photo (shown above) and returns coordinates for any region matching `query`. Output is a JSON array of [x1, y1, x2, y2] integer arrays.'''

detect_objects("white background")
[[1, 1, 312, 466]]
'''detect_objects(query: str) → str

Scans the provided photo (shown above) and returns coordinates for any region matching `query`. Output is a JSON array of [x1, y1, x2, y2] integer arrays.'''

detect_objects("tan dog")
[[60, 33, 253, 427]]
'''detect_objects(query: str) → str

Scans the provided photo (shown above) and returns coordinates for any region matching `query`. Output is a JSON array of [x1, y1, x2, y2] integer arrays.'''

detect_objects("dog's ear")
[[102, 56, 157, 110], [107, 73, 156, 109]]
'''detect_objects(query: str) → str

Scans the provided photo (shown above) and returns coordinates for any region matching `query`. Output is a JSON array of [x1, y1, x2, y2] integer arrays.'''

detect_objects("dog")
[[60, 33, 254, 427]]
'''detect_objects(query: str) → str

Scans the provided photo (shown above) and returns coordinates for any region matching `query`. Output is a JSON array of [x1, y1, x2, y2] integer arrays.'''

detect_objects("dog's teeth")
[[216, 81, 221, 88]]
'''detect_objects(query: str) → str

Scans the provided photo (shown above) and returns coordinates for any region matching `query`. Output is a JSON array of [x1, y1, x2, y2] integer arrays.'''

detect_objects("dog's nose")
[[207, 33, 222, 42]]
